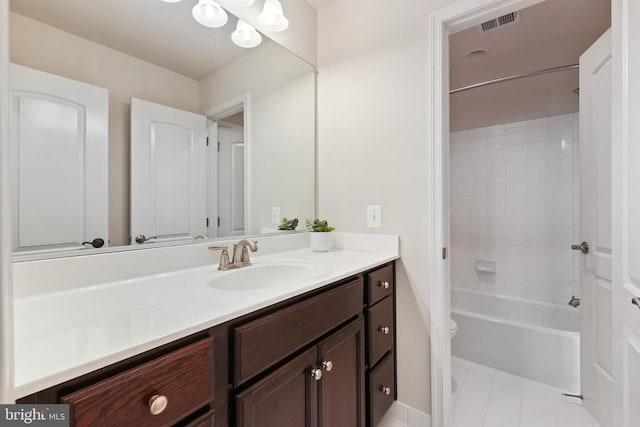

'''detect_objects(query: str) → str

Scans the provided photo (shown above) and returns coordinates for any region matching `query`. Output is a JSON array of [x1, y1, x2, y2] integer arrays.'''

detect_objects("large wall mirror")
[[8, 0, 315, 258]]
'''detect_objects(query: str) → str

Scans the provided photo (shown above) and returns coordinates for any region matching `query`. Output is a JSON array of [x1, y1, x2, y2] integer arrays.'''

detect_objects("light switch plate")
[[271, 207, 281, 224], [367, 205, 382, 228]]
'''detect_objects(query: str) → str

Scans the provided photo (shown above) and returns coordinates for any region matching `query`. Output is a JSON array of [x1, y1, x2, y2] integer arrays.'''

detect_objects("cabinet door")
[[236, 347, 318, 427], [317, 318, 365, 427]]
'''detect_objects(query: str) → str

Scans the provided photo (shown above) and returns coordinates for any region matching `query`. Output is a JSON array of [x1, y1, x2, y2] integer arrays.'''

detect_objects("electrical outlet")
[[271, 207, 281, 224], [367, 205, 382, 228]]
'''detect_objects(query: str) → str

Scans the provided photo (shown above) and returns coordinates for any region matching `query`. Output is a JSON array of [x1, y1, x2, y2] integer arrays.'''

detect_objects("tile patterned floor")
[[452, 357, 602, 427], [378, 357, 603, 427]]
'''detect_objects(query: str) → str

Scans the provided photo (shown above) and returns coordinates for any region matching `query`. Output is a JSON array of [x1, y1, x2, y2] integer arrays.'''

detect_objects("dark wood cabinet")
[[236, 318, 365, 427], [364, 263, 397, 426], [236, 347, 319, 427], [60, 338, 214, 427], [18, 262, 396, 427], [318, 318, 365, 427]]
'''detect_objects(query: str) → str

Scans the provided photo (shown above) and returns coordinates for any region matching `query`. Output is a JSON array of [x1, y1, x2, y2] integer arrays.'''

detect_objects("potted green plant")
[[278, 217, 299, 231], [306, 218, 335, 252]]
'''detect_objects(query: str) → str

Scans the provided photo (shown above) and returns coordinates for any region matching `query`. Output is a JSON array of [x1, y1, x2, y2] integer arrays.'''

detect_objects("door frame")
[[204, 93, 251, 238], [427, 0, 619, 425], [0, 0, 15, 404]]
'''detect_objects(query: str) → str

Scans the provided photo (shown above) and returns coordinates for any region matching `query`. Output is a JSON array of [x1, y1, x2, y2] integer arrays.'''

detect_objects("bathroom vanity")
[[14, 235, 398, 427]]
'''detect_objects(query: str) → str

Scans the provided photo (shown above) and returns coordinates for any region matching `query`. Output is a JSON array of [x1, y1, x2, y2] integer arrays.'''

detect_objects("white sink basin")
[[206, 262, 319, 291]]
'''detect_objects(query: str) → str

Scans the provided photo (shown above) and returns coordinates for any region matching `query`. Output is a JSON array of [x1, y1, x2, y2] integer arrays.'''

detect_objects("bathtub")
[[451, 288, 580, 391]]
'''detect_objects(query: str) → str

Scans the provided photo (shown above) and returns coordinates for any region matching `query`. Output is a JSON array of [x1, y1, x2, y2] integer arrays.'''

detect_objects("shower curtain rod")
[[450, 63, 579, 95]]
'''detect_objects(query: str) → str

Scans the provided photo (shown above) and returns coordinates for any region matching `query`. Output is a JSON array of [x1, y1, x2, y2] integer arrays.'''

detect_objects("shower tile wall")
[[450, 113, 579, 304]]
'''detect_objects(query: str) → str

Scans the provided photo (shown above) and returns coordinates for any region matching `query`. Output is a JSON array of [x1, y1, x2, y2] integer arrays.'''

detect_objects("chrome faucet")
[[232, 239, 259, 268], [209, 239, 258, 271]]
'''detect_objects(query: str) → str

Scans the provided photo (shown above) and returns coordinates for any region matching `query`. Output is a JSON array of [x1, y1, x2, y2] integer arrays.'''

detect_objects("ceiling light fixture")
[[192, 0, 228, 28], [232, 20, 262, 48], [256, 0, 289, 32]]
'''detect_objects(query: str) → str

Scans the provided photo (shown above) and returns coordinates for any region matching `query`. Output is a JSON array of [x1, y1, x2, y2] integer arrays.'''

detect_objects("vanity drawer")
[[234, 277, 363, 385], [366, 264, 393, 305], [366, 296, 394, 366], [367, 352, 395, 427], [61, 338, 214, 427], [183, 409, 215, 427]]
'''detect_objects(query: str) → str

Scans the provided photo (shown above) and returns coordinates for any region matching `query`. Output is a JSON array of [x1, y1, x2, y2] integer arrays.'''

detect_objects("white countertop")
[[13, 245, 398, 399]]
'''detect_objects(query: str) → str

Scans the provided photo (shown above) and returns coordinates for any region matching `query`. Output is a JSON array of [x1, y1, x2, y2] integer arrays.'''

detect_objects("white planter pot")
[[310, 232, 332, 252]]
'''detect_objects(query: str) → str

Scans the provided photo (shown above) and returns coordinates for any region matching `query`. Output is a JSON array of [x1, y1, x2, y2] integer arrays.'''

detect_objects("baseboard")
[[385, 401, 432, 426]]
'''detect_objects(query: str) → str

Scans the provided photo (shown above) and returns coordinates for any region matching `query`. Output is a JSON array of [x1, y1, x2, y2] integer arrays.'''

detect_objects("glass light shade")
[[231, 20, 262, 48], [192, 0, 228, 28], [256, 0, 289, 32], [225, 0, 256, 6]]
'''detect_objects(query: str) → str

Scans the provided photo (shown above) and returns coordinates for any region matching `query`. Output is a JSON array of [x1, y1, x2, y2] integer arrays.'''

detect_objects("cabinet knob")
[[148, 394, 168, 415], [378, 326, 390, 335], [321, 360, 333, 372], [378, 281, 390, 289], [632, 297, 640, 310], [310, 368, 323, 381], [379, 385, 391, 396]]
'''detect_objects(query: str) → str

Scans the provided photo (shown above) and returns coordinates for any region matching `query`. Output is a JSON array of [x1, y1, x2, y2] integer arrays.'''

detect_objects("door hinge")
[[217, 141, 221, 152], [206, 137, 209, 146], [442, 247, 447, 260], [217, 217, 220, 227], [206, 218, 209, 227]]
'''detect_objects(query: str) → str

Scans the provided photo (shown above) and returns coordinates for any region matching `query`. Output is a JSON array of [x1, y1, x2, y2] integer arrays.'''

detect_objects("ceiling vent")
[[478, 11, 520, 33]]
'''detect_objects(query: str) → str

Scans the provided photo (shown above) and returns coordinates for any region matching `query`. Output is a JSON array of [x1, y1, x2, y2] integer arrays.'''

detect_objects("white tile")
[[526, 141, 547, 160], [407, 409, 430, 427], [453, 362, 494, 427], [520, 379, 557, 427], [507, 145, 527, 161], [378, 417, 406, 427], [553, 392, 598, 427], [386, 402, 408, 425], [526, 118, 549, 143], [506, 122, 526, 145], [483, 371, 523, 427]]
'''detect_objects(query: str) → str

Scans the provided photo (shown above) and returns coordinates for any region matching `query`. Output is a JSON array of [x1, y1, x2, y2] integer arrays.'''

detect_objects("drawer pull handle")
[[148, 394, 168, 415], [378, 281, 390, 289], [310, 368, 323, 381], [378, 326, 390, 335], [321, 360, 334, 372], [379, 385, 392, 395]]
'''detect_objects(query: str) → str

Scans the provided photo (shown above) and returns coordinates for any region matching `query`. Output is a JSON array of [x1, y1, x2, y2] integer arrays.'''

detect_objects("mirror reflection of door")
[[130, 98, 208, 245], [216, 112, 245, 237], [9, 64, 109, 253]]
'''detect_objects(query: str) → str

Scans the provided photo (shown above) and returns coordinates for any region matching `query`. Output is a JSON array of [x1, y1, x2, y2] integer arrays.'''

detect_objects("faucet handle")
[[209, 246, 231, 270]]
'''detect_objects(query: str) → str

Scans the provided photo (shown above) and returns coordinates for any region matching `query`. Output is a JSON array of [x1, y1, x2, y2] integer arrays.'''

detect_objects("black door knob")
[[82, 238, 105, 248]]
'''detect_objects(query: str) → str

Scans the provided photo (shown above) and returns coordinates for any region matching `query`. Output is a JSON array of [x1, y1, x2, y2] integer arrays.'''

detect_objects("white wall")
[[9, 13, 201, 247], [200, 41, 315, 235], [450, 113, 580, 304], [317, 0, 460, 414]]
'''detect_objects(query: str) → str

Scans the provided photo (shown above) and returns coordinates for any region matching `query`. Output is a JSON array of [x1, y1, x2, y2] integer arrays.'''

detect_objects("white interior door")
[[614, 1, 640, 425], [130, 98, 208, 244], [579, 29, 613, 427], [9, 64, 109, 253], [217, 123, 245, 237]]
